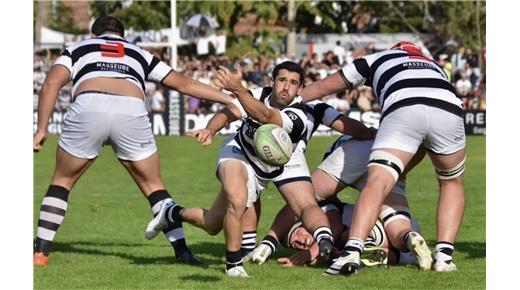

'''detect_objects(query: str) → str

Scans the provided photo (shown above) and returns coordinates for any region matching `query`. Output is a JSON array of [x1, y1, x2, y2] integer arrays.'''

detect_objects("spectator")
[[214, 30, 227, 56], [333, 41, 347, 65], [455, 73, 473, 109], [150, 86, 166, 113], [196, 30, 211, 60], [451, 46, 467, 82]]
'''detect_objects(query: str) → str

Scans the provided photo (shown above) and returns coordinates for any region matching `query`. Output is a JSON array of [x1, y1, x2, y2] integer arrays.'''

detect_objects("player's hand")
[[33, 130, 48, 153], [243, 243, 272, 265], [215, 65, 245, 92], [186, 129, 215, 146], [277, 250, 312, 267]]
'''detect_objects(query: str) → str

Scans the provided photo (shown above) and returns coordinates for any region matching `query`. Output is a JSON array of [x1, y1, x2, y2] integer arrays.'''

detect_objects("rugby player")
[[301, 41, 466, 274], [146, 61, 342, 277], [33, 16, 234, 266]]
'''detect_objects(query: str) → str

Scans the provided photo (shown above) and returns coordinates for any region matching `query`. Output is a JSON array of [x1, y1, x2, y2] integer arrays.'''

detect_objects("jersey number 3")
[[100, 41, 125, 58]]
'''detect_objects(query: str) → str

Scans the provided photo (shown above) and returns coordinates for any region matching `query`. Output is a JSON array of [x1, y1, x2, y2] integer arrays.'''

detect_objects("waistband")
[[380, 97, 464, 122]]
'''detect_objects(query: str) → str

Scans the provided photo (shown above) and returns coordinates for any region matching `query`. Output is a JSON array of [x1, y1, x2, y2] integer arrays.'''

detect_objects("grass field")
[[33, 135, 485, 289]]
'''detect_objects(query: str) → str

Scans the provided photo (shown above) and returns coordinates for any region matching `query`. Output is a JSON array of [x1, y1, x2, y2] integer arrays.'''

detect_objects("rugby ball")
[[253, 124, 293, 166]]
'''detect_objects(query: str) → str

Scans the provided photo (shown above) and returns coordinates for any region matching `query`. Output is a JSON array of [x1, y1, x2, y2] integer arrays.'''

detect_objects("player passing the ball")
[[146, 61, 336, 277], [33, 16, 235, 266], [300, 41, 466, 275]]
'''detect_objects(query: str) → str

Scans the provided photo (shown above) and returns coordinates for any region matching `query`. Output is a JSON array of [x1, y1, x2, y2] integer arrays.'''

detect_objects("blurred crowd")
[[34, 42, 486, 115]]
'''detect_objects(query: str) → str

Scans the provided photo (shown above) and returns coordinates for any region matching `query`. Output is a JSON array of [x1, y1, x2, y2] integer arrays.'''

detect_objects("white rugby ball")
[[253, 124, 293, 166]]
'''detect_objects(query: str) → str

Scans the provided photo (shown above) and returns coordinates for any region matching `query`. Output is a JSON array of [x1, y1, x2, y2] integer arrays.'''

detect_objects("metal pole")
[[287, 0, 296, 58], [170, 0, 178, 70]]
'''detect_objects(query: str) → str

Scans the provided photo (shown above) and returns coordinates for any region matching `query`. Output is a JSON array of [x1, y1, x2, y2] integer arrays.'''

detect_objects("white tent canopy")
[[37, 26, 191, 49]]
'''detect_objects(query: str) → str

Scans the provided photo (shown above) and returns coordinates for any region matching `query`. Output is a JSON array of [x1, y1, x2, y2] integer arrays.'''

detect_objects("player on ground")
[[246, 135, 425, 271], [272, 200, 422, 268], [301, 41, 466, 274], [33, 16, 235, 266], [146, 61, 340, 277]]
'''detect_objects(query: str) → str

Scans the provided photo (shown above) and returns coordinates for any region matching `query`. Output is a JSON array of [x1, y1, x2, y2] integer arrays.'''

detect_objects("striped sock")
[[240, 231, 257, 257], [313, 226, 334, 245], [435, 242, 454, 264], [34, 185, 70, 256], [344, 238, 364, 255], [147, 190, 188, 255], [226, 250, 243, 270]]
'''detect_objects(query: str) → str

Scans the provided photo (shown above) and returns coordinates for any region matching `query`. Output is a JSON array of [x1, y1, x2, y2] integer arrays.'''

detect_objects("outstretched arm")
[[187, 102, 242, 146], [161, 70, 235, 105], [300, 72, 350, 103], [330, 114, 376, 140], [214, 66, 284, 126], [34, 65, 70, 152]]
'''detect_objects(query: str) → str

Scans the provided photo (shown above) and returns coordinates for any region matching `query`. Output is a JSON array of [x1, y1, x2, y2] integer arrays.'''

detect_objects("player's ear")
[[296, 83, 303, 95]]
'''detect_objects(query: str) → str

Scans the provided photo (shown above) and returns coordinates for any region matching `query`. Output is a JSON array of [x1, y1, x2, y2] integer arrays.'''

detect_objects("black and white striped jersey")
[[233, 87, 308, 179], [339, 49, 463, 119], [302, 100, 342, 147], [53, 33, 172, 97]]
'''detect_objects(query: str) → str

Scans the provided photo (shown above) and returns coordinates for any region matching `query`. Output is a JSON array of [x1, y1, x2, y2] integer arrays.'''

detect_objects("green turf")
[[34, 135, 485, 289]]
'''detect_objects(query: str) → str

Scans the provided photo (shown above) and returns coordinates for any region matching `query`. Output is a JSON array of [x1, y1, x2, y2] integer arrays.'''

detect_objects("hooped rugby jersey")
[[53, 34, 172, 97], [339, 49, 463, 119], [233, 87, 308, 179], [301, 100, 342, 148]]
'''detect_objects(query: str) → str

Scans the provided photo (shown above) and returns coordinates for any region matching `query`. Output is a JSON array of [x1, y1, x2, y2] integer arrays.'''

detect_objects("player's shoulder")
[[249, 86, 272, 101]]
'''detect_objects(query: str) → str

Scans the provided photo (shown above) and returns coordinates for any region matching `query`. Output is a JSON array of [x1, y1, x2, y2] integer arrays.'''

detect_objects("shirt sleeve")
[[280, 103, 308, 142], [309, 101, 342, 127], [147, 56, 173, 83], [53, 48, 73, 80], [340, 57, 370, 88]]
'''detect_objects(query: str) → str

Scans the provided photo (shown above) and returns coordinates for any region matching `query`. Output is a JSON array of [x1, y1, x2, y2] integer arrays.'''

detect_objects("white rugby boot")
[[407, 232, 433, 270], [323, 251, 360, 276], [145, 199, 173, 240], [225, 266, 249, 277], [433, 259, 458, 272]]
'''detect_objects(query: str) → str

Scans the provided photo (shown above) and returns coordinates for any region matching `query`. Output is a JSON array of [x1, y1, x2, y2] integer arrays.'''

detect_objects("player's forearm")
[[301, 73, 349, 103], [184, 78, 234, 104], [206, 104, 242, 133], [206, 112, 229, 134], [163, 72, 234, 104], [331, 115, 374, 140], [233, 88, 281, 126], [36, 84, 60, 133]]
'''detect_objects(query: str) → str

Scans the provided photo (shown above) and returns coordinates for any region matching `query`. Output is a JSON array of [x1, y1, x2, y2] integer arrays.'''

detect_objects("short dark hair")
[[272, 61, 304, 85], [91, 16, 125, 37]]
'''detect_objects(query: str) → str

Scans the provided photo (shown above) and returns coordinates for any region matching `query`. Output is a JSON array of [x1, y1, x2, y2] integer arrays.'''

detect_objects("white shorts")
[[59, 92, 156, 161], [216, 136, 268, 208], [318, 137, 406, 195], [272, 142, 311, 187], [374, 105, 466, 154]]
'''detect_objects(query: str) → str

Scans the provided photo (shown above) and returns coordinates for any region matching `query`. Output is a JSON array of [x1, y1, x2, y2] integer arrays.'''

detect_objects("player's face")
[[272, 69, 303, 107], [290, 227, 314, 250]]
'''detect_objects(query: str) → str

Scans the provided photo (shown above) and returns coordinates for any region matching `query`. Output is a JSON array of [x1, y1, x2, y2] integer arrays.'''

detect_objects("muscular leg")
[[34, 146, 95, 264], [349, 149, 415, 243], [428, 148, 465, 270], [277, 180, 334, 261], [380, 193, 413, 251], [240, 200, 261, 256], [119, 152, 198, 264], [181, 188, 227, 235], [311, 169, 346, 201], [218, 160, 249, 272]]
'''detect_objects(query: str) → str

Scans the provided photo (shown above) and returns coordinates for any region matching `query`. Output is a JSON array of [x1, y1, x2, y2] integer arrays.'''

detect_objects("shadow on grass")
[[427, 240, 485, 259], [179, 274, 222, 282], [50, 240, 214, 267], [49, 240, 230, 267]]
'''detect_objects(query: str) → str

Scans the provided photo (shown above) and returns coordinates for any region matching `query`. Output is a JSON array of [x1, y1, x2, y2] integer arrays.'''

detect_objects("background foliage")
[[36, 1, 486, 58]]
